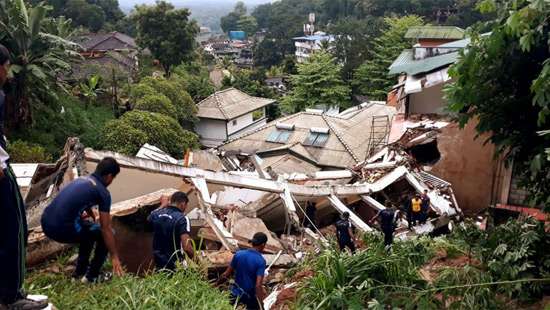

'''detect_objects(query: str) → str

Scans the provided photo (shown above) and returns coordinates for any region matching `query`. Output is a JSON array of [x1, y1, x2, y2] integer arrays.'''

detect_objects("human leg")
[[82, 223, 108, 281]]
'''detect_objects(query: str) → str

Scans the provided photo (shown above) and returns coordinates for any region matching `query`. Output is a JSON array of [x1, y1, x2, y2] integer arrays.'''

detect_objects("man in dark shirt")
[[218, 232, 267, 310], [41, 157, 123, 282], [304, 201, 317, 229], [420, 189, 431, 224], [335, 212, 356, 253], [148, 191, 194, 271], [0, 44, 47, 309], [370, 205, 399, 249]]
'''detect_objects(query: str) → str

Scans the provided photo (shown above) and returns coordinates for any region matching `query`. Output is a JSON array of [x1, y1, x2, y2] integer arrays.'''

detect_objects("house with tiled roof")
[[69, 32, 140, 81], [219, 102, 396, 174], [195, 88, 276, 148]]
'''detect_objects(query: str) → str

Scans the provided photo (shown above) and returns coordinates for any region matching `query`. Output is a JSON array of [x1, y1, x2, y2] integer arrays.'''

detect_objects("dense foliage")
[[29, 0, 124, 32], [282, 51, 350, 113], [132, 1, 198, 76], [101, 111, 199, 157], [7, 140, 52, 163], [445, 0, 550, 207], [131, 76, 198, 130], [172, 62, 215, 103], [27, 266, 233, 309], [0, 0, 81, 126], [297, 218, 550, 309], [352, 16, 424, 100]]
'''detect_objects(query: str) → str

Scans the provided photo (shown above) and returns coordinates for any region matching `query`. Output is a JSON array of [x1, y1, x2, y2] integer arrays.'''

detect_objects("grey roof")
[[73, 32, 137, 51], [220, 103, 396, 170], [197, 88, 275, 120]]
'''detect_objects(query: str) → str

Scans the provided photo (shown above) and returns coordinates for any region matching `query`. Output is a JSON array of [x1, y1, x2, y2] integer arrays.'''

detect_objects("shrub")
[[134, 94, 177, 117], [7, 140, 53, 163], [138, 76, 198, 130], [101, 121, 148, 155], [101, 111, 199, 157]]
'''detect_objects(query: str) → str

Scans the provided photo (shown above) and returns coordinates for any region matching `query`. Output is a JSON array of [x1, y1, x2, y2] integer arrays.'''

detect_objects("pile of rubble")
[[21, 132, 462, 308]]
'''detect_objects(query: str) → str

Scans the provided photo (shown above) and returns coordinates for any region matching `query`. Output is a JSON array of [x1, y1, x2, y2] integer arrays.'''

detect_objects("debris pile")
[[22, 134, 463, 305]]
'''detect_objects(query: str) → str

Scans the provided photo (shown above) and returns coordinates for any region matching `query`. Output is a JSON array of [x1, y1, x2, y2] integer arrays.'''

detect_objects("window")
[[303, 128, 329, 147], [252, 108, 265, 121], [266, 129, 292, 143]]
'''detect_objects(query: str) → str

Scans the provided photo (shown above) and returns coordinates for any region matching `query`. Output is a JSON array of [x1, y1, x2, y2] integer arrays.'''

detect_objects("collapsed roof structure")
[[23, 131, 461, 271]]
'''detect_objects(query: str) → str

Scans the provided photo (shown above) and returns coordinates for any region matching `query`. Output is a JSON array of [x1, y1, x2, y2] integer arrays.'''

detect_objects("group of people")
[[0, 42, 264, 308]]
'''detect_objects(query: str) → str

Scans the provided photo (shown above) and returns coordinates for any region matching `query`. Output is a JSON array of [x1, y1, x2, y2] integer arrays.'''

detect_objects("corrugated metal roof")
[[388, 49, 459, 75], [197, 88, 275, 120], [404, 26, 464, 40]]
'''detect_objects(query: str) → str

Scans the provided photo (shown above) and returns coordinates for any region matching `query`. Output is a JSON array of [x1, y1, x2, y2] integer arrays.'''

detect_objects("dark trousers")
[[44, 221, 108, 280], [409, 212, 422, 227], [338, 238, 356, 253], [0, 166, 27, 304], [231, 293, 260, 310], [382, 228, 394, 247]]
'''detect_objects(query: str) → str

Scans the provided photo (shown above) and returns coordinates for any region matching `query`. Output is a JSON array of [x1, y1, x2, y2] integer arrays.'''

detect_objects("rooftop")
[[388, 49, 459, 75], [404, 26, 465, 40], [220, 103, 396, 170], [197, 88, 276, 120], [72, 32, 137, 51]]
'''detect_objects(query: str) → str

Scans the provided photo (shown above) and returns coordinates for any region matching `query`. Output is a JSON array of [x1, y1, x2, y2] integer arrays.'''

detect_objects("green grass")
[[26, 258, 234, 310]]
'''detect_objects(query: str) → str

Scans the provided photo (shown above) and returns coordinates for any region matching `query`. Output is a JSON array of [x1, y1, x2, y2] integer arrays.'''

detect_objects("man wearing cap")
[[148, 191, 194, 271], [218, 232, 267, 310], [335, 212, 356, 253]]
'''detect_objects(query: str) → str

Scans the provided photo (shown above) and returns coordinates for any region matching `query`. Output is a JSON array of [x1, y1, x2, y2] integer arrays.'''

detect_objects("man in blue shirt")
[[218, 232, 267, 310], [148, 191, 194, 271], [370, 204, 400, 250], [41, 157, 123, 282]]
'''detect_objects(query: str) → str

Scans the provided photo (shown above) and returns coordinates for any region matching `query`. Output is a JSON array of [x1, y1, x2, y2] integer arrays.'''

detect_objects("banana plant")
[[79, 74, 102, 109], [0, 0, 81, 126]]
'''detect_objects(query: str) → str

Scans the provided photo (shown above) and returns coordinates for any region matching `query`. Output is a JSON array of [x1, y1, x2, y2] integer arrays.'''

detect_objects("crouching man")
[[41, 157, 123, 282], [148, 191, 194, 271], [218, 232, 267, 310]]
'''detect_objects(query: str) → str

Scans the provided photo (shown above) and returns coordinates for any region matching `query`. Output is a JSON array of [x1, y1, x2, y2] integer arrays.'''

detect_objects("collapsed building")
[[23, 130, 461, 273]]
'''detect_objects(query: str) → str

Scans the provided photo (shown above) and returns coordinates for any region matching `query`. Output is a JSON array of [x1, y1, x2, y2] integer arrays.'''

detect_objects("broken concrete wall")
[[429, 121, 497, 215]]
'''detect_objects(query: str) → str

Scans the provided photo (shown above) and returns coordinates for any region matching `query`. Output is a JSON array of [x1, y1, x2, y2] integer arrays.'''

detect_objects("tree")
[[172, 62, 215, 102], [282, 51, 350, 113], [102, 111, 199, 157], [132, 1, 198, 76], [134, 94, 176, 117], [220, 1, 247, 33], [237, 15, 258, 36], [445, 0, 550, 208], [352, 15, 424, 100], [328, 17, 383, 81], [79, 74, 103, 109], [64, 0, 106, 32], [0, 0, 81, 126]]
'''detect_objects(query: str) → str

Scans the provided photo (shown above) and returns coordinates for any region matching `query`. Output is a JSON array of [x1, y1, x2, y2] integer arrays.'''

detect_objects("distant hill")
[[119, 0, 271, 33]]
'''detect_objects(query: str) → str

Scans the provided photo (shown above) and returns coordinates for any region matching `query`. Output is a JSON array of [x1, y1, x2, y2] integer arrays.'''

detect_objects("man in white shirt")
[[0, 44, 47, 309]]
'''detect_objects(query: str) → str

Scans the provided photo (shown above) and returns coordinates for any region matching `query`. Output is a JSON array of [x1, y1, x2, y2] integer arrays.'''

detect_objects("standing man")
[[218, 232, 267, 310], [148, 191, 194, 271], [304, 201, 317, 229], [410, 194, 422, 228], [41, 157, 124, 283], [0, 44, 48, 309], [335, 212, 356, 253], [370, 204, 399, 249], [420, 189, 431, 225]]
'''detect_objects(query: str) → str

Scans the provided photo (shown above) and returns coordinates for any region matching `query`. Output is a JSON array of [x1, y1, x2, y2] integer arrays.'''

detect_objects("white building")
[[292, 32, 335, 63], [195, 88, 275, 148]]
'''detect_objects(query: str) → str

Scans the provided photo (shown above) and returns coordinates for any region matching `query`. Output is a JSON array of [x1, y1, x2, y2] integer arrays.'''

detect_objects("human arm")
[[369, 211, 381, 225], [217, 265, 234, 285], [180, 233, 194, 259], [255, 275, 266, 301], [0, 144, 8, 179], [99, 211, 124, 276]]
